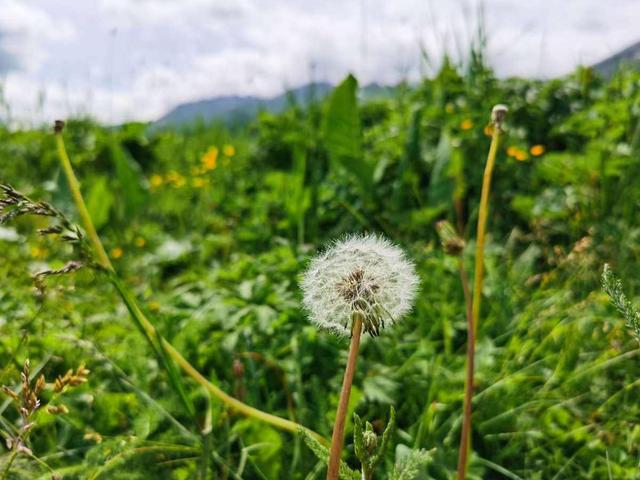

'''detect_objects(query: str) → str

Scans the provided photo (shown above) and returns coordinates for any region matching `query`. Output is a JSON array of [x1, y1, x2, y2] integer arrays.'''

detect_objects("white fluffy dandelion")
[[301, 233, 419, 336]]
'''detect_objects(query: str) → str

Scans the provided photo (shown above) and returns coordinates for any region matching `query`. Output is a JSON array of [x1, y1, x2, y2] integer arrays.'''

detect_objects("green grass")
[[2, 61, 640, 478]]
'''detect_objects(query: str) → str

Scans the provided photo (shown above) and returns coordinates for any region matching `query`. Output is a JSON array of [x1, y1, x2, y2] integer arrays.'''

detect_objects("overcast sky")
[[1, 0, 639, 124]]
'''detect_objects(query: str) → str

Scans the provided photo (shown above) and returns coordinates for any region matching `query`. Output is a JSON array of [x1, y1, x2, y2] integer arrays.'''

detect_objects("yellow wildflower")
[[515, 150, 528, 162], [30, 246, 47, 258], [134, 237, 145, 248], [483, 125, 494, 137], [460, 119, 473, 130], [150, 174, 163, 188], [223, 144, 236, 157], [173, 176, 186, 188], [507, 146, 520, 157], [507, 146, 528, 161], [201, 147, 219, 170], [192, 177, 206, 188], [110, 247, 123, 259], [165, 171, 180, 183], [530, 144, 545, 156]]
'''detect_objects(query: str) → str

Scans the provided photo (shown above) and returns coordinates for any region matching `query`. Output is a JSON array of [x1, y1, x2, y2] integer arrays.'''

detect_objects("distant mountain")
[[593, 40, 640, 77], [154, 82, 332, 128], [154, 82, 394, 128]]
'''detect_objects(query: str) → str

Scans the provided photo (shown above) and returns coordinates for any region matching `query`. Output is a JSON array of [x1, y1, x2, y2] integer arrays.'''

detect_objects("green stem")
[[1, 449, 18, 480], [53, 123, 327, 446], [471, 123, 501, 338], [55, 129, 112, 271], [456, 106, 506, 480]]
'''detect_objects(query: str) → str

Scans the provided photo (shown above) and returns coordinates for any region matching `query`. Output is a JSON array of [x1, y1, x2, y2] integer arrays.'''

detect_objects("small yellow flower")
[[223, 144, 236, 157], [110, 247, 123, 259], [506, 146, 519, 157], [515, 150, 528, 162], [460, 119, 473, 130], [201, 147, 219, 170], [192, 177, 206, 188], [191, 166, 206, 176], [134, 237, 145, 248], [150, 174, 163, 188], [30, 246, 47, 258], [483, 125, 494, 137], [530, 144, 545, 157], [507, 146, 528, 161], [165, 170, 180, 182], [173, 176, 186, 188]]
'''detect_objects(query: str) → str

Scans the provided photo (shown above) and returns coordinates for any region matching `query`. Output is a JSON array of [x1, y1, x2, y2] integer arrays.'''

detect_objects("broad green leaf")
[[323, 74, 373, 193], [110, 140, 147, 219], [427, 131, 455, 207]]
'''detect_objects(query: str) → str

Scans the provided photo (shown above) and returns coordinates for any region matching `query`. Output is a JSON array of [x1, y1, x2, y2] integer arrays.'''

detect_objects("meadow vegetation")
[[2, 57, 640, 478]]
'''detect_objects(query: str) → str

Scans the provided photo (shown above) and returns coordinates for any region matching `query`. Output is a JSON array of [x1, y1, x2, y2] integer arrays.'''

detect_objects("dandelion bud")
[[301, 234, 419, 337], [435, 220, 465, 256], [53, 120, 65, 134], [491, 104, 508, 130]]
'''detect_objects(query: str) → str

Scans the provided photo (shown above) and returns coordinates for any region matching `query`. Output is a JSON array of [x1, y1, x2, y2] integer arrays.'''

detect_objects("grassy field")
[[2, 59, 640, 479]]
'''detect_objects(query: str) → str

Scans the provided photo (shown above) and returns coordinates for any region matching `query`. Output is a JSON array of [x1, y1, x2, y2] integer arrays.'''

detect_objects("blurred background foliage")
[[2, 56, 640, 479]]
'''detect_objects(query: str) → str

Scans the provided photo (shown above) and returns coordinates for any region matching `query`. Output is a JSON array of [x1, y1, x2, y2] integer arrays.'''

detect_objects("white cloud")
[[1, 0, 639, 124], [0, 0, 74, 73]]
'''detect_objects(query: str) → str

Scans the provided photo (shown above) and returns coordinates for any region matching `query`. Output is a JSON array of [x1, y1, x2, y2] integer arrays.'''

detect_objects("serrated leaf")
[[299, 429, 360, 480]]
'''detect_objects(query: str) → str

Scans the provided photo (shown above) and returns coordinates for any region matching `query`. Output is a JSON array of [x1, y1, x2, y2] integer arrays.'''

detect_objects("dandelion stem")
[[456, 105, 506, 480], [456, 260, 475, 480], [327, 313, 363, 480], [53, 121, 328, 447]]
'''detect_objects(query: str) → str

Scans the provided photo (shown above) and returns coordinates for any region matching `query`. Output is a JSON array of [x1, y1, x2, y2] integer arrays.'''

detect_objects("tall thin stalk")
[[53, 121, 327, 445], [326, 313, 364, 480], [456, 105, 507, 480], [1, 450, 18, 480], [54, 121, 112, 271]]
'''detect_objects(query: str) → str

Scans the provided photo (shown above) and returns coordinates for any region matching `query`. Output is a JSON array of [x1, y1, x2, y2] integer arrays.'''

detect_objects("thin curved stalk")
[[326, 313, 364, 480], [456, 106, 507, 480], [1, 450, 18, 480], [53, 122, 327, 446], [54, 122, 112, 271]]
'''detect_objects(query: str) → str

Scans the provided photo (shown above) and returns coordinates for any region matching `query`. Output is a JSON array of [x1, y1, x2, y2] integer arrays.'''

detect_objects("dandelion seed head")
[[301, 233, 419, 337]]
